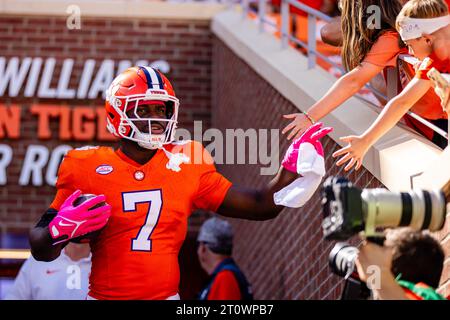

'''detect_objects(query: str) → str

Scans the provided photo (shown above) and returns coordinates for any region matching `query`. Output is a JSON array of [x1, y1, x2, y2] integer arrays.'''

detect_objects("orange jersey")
[[50, 141, 232, 300]]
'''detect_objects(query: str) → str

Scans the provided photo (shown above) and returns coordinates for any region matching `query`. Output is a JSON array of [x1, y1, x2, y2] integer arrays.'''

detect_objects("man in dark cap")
[[197, 217, 253, 300]]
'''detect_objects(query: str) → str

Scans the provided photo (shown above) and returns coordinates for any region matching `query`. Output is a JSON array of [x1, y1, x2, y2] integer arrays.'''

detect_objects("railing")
[[280, 0, 332, 69], [234, 0, 449, 145], [242, 0, 339, 70]]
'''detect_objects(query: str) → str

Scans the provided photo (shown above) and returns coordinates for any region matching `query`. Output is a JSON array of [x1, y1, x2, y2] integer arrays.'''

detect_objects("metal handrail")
[[280, 0, 332, 68], [235, 0, 449, 144], [284, 0, 332, 22]]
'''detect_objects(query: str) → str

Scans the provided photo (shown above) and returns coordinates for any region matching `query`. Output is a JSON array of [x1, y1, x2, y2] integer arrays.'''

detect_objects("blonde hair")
[[341, 0, 403, 71], [396, 0, 449, 31]]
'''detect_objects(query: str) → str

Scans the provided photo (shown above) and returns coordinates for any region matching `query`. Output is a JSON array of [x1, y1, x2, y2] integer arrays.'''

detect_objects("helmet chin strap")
[[135, 133, 165, 150], [134, 132, 190, 172]]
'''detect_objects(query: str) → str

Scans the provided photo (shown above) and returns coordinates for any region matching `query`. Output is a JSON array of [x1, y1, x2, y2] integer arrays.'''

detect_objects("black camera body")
[[321, 176, 446, 241], [328, 242, 372, 300], [321, 177, 365, 240]]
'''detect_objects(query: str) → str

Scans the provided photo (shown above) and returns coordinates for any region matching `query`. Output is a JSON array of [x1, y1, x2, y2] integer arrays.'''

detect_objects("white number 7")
[[122, 189, 163, 252]]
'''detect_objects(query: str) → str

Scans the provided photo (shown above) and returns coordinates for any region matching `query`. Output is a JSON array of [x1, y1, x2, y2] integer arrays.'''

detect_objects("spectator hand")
[[48, 190, 111, 245], [332, 135, 370, 171], [282, 112, 315, 141]]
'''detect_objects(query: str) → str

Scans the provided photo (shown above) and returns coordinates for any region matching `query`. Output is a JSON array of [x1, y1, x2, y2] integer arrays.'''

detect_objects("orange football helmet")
[[105, 66, 179, 149]]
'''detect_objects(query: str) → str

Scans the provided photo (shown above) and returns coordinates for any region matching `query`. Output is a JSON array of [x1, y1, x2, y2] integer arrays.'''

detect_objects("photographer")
[[355, 228, 446, 300]]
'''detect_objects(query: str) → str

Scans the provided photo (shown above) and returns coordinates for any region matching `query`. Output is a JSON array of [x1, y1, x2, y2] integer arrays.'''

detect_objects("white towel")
[[274, 143, 325, 208]]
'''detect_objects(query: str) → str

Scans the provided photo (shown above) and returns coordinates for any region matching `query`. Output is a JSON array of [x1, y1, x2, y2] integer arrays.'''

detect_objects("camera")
[[321, 176, 447, 241], [328, 242, 371, 300], [328, 242, 359, 278], [323, 176, 448, 299]]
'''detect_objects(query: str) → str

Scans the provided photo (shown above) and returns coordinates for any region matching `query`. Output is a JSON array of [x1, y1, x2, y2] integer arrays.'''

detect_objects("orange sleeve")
[[207, 270, 242, 300], [363, 31, 402, 68], [49, 154, 76, 210], [192, 144, 232, 212]]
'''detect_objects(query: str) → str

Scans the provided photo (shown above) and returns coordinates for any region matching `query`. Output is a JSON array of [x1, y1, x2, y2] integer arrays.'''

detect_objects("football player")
[[29, 66, 332, 300]]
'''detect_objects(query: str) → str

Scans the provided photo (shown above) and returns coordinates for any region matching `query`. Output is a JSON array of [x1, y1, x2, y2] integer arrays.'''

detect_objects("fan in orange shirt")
[[334, 0, 450, 171], [318, 0, 449, 143], [282, 0, 405, 148], [29, 66, 332, 300]]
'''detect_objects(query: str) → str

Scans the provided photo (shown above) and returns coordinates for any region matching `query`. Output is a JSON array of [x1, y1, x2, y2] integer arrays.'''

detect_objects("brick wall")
[[0, 15, 213, 235], [211, 36, 450, 299]]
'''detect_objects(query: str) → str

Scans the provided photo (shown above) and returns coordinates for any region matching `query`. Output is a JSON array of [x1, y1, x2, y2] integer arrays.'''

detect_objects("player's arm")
[[29, 190, 111, 261], [217, 123, 332, 221], [29, 208, 67, 262], [217, 168, 298, 220]]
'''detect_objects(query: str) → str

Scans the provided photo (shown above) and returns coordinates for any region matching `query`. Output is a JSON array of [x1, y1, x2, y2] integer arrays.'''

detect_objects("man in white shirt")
[[4, 243, 91, 300]]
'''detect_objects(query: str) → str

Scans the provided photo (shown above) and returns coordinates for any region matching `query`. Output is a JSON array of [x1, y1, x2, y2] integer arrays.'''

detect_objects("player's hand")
[[48, 190, 111, 245], [282, 122, 333, 173], [282, 112, 314, 141], [332, 135, 370, 171]]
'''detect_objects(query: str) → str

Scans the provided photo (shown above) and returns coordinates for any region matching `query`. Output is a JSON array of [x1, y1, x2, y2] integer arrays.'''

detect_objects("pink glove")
[[49, 190, 111, 245], [282, 122, 333, 173]]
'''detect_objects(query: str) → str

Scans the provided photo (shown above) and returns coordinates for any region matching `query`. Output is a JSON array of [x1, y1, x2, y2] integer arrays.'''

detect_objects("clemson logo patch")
[[96, 165, 114, 175]]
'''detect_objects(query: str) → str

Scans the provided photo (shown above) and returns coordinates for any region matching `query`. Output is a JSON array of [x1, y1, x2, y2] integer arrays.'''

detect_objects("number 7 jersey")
[[50, 141, 232, 300]]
